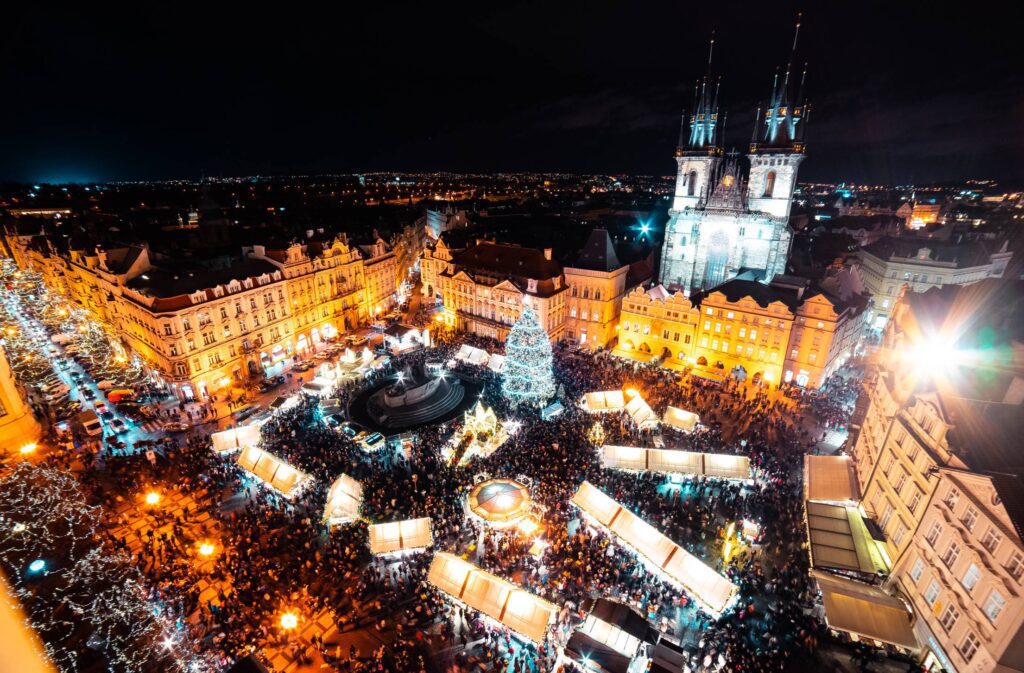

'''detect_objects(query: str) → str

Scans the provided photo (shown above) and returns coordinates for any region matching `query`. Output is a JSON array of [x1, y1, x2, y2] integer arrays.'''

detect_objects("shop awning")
[[368, 517, 433, 555], [564, 631, 632, 673], [427, 552, 556, 643], [813, 571, 918, 649], [805, 501, 889, 575], [804, 455, 859, 504], [572, 481, 738, 616]]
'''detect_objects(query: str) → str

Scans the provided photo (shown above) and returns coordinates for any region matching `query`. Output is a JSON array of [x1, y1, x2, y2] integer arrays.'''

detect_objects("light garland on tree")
[[501, 303, 556, 408], [0, 462, 217, 673]]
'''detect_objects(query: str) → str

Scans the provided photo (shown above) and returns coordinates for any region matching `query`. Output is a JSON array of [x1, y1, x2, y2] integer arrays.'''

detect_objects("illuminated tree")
[[501, 304, 555, 407]]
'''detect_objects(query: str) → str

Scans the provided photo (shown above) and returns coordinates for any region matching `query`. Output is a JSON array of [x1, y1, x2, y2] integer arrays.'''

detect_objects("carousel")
[[466, 477, 537, 530]]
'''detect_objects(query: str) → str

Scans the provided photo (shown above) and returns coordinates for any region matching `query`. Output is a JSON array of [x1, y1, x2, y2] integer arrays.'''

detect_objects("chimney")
[[543, 248, 552, 260]]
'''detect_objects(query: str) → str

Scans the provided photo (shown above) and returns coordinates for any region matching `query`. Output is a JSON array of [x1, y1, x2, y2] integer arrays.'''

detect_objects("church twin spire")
[[677, 33, 722, 156], [753, 14, 809, 152], [678, 16, 809, 157]]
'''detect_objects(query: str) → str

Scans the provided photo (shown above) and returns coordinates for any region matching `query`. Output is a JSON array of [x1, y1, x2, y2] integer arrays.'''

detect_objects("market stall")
[[601, 445, 750, 481], [427, 552, 556, 643], [367, 517, 433, 555], [662, 406, 700, 433], [211, 424, 262, 454], [572, 481, 738, 616], [236, 445, 309, 499], [323, 474, 362, 526]]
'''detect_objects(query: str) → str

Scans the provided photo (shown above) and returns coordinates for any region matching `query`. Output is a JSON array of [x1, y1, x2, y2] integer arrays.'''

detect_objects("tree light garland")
[[501, 305, 556, 407], [0, 462, 217, 673]]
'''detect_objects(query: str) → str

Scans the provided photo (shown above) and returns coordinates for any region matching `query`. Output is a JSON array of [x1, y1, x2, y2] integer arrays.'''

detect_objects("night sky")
[[3, 2, 1021, 186]]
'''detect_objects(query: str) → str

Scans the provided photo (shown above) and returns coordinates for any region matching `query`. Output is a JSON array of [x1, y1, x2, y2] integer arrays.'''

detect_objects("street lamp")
[[144, 491, 161, 506], [279, 612, 299, 630]]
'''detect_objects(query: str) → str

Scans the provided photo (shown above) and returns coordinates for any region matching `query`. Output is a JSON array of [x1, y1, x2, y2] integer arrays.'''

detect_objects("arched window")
[[763, 171, 776, 198], [687, 170, 698, 196]]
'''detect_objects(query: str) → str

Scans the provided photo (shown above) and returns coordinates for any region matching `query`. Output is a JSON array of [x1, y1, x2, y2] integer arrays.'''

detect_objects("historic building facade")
[[21, 237, 388, 401], [849, 282, 1024, 672], [660, 34, 806, 293], [437, 241, 568, 342], [0, 345, 41, 448], [614, 276, 863, 388], [562, 229, 653, 350]]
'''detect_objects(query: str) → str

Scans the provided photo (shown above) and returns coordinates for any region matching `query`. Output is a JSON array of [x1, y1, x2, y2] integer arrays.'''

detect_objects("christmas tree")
[[501, 304, 556, 407]]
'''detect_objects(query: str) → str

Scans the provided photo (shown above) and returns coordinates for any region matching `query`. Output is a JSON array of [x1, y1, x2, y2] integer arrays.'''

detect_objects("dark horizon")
[[3, 2, 1022, 187]]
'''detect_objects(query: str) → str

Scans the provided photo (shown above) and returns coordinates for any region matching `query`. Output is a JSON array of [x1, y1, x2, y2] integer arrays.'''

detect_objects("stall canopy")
[[602, 446, 750, 481], [455, 344, 491, 366], [662, 406, 700, 433], [581, 390, 626, 412], [805, 501, 889, 576], [582, 390, 658, 429], [624, 394, 658, 429], [804, 455, 859, 505], [571, 481, 738, 616], [368, 517, 433, 555], [813, 571, 917, 649], [487, 353, 505, 373], [324, 474, 362, 525], [236, 445, 309, 498], [428, 552, 556, 643], [211, 424, 262, 454]]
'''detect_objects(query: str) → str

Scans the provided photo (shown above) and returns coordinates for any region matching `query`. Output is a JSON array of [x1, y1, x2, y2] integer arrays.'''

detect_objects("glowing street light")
[[19, 443, 37, 455], [197, 542, 216, 558], [144, 491, 161, 506], [279, 612, 299, 630]]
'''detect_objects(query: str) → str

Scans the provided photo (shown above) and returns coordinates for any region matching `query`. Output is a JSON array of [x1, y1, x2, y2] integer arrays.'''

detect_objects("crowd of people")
[[24, 327, 912, 673]]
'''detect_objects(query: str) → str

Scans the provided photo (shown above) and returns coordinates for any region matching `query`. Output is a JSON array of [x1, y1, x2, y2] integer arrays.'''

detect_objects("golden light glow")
[[624, 388, 640, 398], [279, 612, 299, 630], [198, 542, 216, 557], [19, 443, 37, 455], [144, 491, 161, 506], [517, 518, 539, 536]]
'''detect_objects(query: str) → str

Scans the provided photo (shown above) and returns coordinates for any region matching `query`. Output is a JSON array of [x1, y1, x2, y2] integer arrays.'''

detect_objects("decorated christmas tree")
[[501, 304, 556, 407]]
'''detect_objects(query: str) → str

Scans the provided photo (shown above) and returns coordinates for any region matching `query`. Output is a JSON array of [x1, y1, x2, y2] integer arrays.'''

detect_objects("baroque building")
[[660, 28, 807, 293], [849, 281, 1024, 672]]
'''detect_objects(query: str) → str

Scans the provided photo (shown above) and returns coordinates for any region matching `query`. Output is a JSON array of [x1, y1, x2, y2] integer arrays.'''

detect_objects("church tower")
[[670, 35, 722, 212], [658, 18, 810, 294], [661, 36, 723, 288], [747, 16, 808, 220]]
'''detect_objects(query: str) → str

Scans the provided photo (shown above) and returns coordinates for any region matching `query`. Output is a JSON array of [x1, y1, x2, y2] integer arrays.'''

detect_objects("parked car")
[[291, 361, 312, 372], [323, 412, 344, 429], [349, 336, 368, 348], [359, 432, 386, 451], [82, 388, 96, 400], [234, 404, 263, 422], [339, 422, 366, 440], [162, 422, 190, 433], [110, 418, 128, 434], [258, 375, 286, 393]]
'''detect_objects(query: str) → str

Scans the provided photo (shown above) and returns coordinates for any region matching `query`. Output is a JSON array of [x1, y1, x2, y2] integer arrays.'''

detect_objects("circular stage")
[[348, 366, 482, 434], [467, 478, 533, 527]]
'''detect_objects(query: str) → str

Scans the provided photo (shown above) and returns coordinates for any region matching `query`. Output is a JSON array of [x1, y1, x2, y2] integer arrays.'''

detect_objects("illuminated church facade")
[[660, 26, 809, 293]]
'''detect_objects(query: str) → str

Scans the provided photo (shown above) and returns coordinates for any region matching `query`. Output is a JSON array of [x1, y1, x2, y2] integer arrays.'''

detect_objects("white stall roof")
[[662, 406, 700, 433], [368, 517, 433, 555], [236, 445, 309, 498], [428, 552, 556, 643], [571, 481, 737, 616], [624, 394, 659, 429], [487, 353, 505, 373], [804, 455, 860, 504], [324, 474, 362, 525], [602, 446, 750, 481], [582, 390, 626, 412], [211, 424, 262, 454]]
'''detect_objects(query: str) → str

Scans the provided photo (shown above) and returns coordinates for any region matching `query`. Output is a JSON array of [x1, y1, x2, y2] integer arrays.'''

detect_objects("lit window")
[[983, 590, 1006, 623], [962, 563, 982, 592], [910, 558, 925, 583], [924, 580, 940, 606]]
